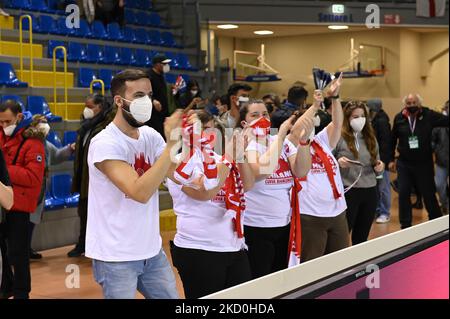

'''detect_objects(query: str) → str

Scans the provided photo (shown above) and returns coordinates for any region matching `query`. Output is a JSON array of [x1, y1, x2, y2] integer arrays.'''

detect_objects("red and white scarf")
[[288, 177, 303, 267], [311, 141, 342, 200]]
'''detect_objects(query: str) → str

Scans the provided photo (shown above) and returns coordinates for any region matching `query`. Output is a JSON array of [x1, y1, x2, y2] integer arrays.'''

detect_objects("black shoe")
[[30, 249, 42, 260], [0, 290, 13, 299], [67, 246, 85, 258], [412, 201, 423, 209]]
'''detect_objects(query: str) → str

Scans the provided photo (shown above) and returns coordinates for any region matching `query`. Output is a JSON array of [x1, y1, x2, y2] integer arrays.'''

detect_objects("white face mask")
[[163, 64, 170, 73], [313, 114, 321, 127], [350, 117, 366, 133], [237, 96, 249, 106], [37, 123, 50, 136], [83, 107, 95, 119], [3, 124, 17, 137], [190, 90, 198, 96], [122, 95, 153, 123], [443, 110, 448, 116]]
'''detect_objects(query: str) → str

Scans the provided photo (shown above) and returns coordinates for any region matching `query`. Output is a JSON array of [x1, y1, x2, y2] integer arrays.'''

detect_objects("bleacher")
[[0, 0, 192, 249]]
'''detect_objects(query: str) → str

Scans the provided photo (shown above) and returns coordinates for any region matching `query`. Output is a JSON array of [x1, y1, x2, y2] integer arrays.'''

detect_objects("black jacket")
[[392, 107, 449, 163], [371, 109, 393, 164], [432, 126, 449, 169], [315, 109, 332, 134], [146, 68, 168, 137]]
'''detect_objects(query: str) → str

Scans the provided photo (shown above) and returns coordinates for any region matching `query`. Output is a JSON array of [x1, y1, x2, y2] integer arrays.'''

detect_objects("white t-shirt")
[[86, 123, 166, 262], [299, 129, 347, 217], [168, 162, 246, 252], [244, 136, 298, 227]]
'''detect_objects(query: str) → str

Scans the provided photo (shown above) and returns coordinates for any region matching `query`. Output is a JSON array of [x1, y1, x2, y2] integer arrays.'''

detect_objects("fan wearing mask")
[[177, 80, 203, 110], [27, 116, 75, 260], [334, 101, 384, 245], [238, 99, 314, 276], [67, 94, 115, 258], [219, 83, 252, 128]]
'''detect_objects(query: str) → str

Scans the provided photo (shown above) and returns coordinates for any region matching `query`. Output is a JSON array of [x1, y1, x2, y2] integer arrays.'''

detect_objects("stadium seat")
[[122, 27, 137, 43], [67, 42, 87, 62], [51, 174, 79, 208], [161, 32, 178, 48], [5, 0, 30, 9], [38, 15, 56, 34], [48, 40, 66, 59], [165, 52, 180, 69], [177, 53, 196, 71], [91, 20, 108, 39], [135, 28, 150, 45], [148, 30, 163, 46], [103, 46, 121, 65], [165, 73, 177, 84], [44, 191, 65, 210], [27, 95, 62, 122], [124, 9, 137, 25], [119, 48, 135, 65], [1, 95, 26, 110], [86, 44, 105, 63], [106, 22, 123, 41], [46, 130, 63, 148], [54, 17, 76, 35], [134, 49, 151, 67], [75, 19, 92, 38], [98, 69, 114, 89], [21, 14, 40, 33], [63, 130, 77, 146], [29, 0, 49, 12], [0, 62, 28, 88], [149, 12, 162, 28], [78, 68, 97, 88]]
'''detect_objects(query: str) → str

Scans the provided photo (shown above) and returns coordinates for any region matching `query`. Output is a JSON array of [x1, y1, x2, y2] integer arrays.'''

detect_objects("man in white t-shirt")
[[86, 69, 183, 299]]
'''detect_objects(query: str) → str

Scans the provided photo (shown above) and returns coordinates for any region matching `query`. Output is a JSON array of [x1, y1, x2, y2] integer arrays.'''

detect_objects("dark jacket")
[[177, 91, 202, 109], [315, 109, 332, 134], [392, 106, 449, 163], [146, 68, 168, 137], [271, 101, 299, 129], [371, 109, 393, 165], [0, 112, 46, 213], [432, 125, 449, 169], [72, 106, 116, 198]]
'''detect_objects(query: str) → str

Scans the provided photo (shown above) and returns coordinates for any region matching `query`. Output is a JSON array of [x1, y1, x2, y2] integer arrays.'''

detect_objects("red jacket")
[[0, 127, 46, 213]]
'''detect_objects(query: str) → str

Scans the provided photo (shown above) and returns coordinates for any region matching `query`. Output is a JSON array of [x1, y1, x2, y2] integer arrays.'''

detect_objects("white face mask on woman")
[[350, 117, 366, 132], [83, 107, 95, 119]]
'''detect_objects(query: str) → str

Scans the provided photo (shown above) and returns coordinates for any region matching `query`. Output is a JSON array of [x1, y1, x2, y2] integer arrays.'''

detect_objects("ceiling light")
[[217, 24, 239, 29], [328, 25, 349, 30], [254, 30, 274, 35]]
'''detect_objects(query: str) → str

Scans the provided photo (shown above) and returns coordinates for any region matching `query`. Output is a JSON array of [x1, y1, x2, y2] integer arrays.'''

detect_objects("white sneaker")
[[0, 8, 10, 16], [376, 215, 390, 224]]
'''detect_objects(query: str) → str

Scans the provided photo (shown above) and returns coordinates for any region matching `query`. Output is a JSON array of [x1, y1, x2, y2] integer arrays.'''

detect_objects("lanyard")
[[408, 115, 417, 135]]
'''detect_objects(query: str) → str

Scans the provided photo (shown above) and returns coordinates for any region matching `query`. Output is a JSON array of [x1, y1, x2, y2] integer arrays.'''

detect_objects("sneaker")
[[67, 245, 85, 258], [376, 215, 390, 224], [30, 249, 42, 260], [0, 8, 10, 16]]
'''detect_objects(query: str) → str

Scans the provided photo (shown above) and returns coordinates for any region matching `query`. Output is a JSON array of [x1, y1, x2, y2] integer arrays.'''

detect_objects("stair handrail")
[[19, 15, 34, 86], [90, 79, 105, 96], [53, 46, 68, 120]]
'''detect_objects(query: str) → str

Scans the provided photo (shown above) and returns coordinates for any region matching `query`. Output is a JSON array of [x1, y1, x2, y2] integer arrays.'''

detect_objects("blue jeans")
[[376, 170, 392, 217], [92, 248, 179, 299], [435, 165, 449, 210]]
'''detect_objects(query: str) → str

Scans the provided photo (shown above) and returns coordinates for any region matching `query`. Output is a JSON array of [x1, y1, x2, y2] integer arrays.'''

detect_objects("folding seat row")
[[0, 94, 62, 122]]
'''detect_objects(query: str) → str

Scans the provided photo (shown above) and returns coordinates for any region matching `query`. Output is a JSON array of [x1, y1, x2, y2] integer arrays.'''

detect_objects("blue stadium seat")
[[161, 32, 179, 48], [119, 48, 135, 65], [1, 95, 26, 111], [135, 11, 149, 27], [46, 130, 62, 148], [21, 14, 40, 33], [51, 174, 79, 208], [134, 49, 151, 67], [44, 191, 65, 211], [106, 22, 123, 41], [122, 27, 136, 43], [63, 130, 77, 146], [37, 15, 56, 34], [98, 69, 114, 90], [47, 40, 66, 59], [148, 30, 163, 46], [124, 9, 137, 25], [91, 20, 108, 39], [103, 46, 121, 65], [27, 95, 62, 122], [78, 68, 97, 88], [0, 62, 28, 87], [67, 42, 87, 62], [5, 0, 30, 9], [165, 52, 180, 69], [135, 28, 150, 45], [177, 53, 196, 71], [29, 0, 48, 12], [75, 19, 92, 38], [149, 12, 162, 28], [165, 73, 177, 84], [54, 17, 76, 35], [86, 44, 105, 63]]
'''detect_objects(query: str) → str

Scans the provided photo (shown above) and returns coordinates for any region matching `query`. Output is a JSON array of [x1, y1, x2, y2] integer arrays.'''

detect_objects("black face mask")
[[122, 103, 145, 128], [407, 106, 420, 114]]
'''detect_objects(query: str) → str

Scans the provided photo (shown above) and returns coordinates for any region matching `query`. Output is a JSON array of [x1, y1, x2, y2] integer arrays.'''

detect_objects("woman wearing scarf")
[[334, 101, 384, 245], [168, 110, 255, 299], [67, 94, 115, 258], [238, 99, 314, 278]]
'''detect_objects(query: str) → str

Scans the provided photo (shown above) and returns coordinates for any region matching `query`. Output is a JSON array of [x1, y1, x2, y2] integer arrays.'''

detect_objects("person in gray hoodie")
[[334, 101, 384, 245]]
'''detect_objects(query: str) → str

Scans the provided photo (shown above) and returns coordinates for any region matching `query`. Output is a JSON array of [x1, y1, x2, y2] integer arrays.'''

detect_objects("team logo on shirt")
[[133, 153, 152, 177], [265, 157, 293, 185], [311, 149, 338, 174]]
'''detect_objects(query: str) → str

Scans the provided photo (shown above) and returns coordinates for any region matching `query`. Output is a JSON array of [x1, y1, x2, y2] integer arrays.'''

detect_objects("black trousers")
[[170, 242, 251, 299], [397, 160, 442, 229], [244, 224, 290, 279], [76, 198, 88, 250], [0, 211, 31, 299], [345, 187, 378, 245]]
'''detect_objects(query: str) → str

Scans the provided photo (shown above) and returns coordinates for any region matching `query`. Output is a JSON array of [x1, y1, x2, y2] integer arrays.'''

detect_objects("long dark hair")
[[342, 101, 378, 164]]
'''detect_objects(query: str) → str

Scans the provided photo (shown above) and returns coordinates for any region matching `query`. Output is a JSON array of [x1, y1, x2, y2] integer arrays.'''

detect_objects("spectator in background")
[[146, 55, 172, 138], [220, 83, 252, 128], [335, 101, 384, 245], [177, 80, 203, 110], [216, 94, 229, 122], [432, 101, 449, 215], [68, 94, 115, 258], [367, 99, 393, 224], [95, 0, 125, 26], [315, 97, 332, 134], [262, 93, 281, 117], [390, 93, 448, 229], [0, 100, 46, 299], [271, 86, 308, 130], [27, 115, 75, 260]]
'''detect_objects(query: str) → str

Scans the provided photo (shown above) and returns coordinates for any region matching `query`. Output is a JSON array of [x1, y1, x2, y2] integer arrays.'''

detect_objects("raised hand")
[[164, 109, 183, 143], [327, 72, 343, 97]]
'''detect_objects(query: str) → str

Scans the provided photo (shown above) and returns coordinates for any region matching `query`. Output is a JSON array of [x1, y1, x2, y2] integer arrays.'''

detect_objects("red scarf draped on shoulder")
[[311, 140, 341, 200], [288, 177, 303, 267]]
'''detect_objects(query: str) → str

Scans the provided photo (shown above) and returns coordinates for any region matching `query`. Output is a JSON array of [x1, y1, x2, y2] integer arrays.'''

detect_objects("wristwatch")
[[330, 95, 340, 99]]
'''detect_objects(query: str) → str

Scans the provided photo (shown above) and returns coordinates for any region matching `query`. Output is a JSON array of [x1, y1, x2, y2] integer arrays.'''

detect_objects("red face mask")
[[249, 116, 271, 137]]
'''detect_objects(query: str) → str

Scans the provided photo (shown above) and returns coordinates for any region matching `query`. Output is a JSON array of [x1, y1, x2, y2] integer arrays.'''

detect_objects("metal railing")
[[90, 79, 105, 96], [19, 15, 34, 86], [53, 46, 68, 120]]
